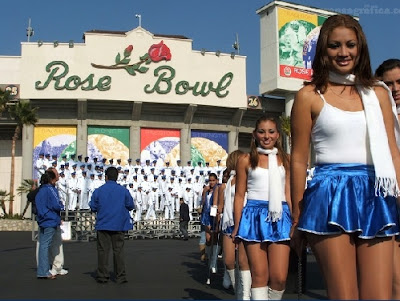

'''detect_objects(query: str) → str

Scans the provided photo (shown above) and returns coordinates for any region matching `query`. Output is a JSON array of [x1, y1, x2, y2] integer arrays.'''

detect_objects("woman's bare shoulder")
[[296, 84, 319, 100]]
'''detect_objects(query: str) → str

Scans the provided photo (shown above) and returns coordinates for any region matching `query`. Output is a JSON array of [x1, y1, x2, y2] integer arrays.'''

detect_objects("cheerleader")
[[200, 172, 220, 273], [232, 116, 291, 300], [291, 15, 400, 300], [218, 150, 251, 299]]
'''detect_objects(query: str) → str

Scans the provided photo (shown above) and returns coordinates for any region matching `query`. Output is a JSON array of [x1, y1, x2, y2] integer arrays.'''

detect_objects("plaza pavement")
[[0, 231, 327, 300]]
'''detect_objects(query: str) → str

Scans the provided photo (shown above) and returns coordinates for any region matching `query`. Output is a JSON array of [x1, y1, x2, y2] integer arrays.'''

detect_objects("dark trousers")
[[180, 221, 189, 239], [96, 230, 126, 282]]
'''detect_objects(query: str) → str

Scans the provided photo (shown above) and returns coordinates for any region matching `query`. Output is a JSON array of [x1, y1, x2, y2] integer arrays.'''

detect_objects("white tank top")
[[246, 166, 286, 202], [312, 92, 372, 164]]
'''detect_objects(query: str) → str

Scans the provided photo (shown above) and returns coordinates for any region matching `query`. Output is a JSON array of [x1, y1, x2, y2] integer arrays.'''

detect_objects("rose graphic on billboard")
[[91, 40, 172, 76]]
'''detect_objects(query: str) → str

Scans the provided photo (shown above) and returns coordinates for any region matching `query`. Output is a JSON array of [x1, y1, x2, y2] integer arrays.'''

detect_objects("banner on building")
[[191, 130, 228, 167], [140, 128, 180, 167], [87, 126, 130, 165], [278, 7, 327, 80], [33, 125, 77, 179]]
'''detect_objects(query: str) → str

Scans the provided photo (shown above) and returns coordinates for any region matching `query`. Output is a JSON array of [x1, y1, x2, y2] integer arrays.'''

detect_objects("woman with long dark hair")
[[291, 14, 400, 299], [232, 116, 291, 300], [200, 172, 220, 274]]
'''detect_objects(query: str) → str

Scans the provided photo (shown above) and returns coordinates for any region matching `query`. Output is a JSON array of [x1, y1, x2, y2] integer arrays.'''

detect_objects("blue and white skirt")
[[201, 207, 217, 230], [222, 225, 234, 236], [236, 200, 291, 243], [298, 163, 400, 239]]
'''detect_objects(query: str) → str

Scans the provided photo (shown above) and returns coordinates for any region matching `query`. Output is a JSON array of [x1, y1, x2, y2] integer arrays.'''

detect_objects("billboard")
[[278, 7, 327, 80], [191, 130, 228, 167], [33, 125, 77, 179], [87, 126, 130, 164], [140, 128, 181, 166]]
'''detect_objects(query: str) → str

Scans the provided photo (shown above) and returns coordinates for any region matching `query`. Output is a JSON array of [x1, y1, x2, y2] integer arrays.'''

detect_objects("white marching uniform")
[[67, 176, 79, 211], [57, 177, 68, 207], [78, 177, 89, 209], [145, 190, 157, 220], [164, 189, 175, 220], [35, 157, 47, 180], [134, 190, 143, 222], [183, 188, 194, 220]]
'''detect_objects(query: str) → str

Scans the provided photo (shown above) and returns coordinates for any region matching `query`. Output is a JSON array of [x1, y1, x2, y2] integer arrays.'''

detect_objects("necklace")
[[329, 86, 359, 101]]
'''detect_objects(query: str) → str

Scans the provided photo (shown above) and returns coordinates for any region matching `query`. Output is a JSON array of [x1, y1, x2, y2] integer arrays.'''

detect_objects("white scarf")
[[222, 170, 235, 231], [257, 147, 283, 222], [329, 71, 400, 196]]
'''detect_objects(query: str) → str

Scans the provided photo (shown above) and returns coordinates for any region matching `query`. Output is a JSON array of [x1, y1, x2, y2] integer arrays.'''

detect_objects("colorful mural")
[[278, 7, 327, 80], [191, 130, 228, 167], [87, 126, 130, 165], [33, 125, 77, 179], [140, 128, 180, 167]]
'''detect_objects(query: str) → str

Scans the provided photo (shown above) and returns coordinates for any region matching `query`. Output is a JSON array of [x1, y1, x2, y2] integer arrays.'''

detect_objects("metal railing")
[[32, 210, 202, 242]]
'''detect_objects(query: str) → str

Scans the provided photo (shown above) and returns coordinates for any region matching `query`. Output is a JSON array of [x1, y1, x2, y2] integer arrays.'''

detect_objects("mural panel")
[[140, 128, 180, 167], [87, 126, 130, 165], [191, 130, 228, 167], [33, 125, 77, 179]]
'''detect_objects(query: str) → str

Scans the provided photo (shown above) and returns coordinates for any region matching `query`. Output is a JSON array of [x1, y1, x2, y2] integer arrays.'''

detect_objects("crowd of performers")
[[34, 153, 225, 220]]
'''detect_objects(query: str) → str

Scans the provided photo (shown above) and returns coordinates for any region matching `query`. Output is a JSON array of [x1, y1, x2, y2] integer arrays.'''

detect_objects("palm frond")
[[9, 100, 39, 126], [17, 179, 36, 195], [279, 115, 291, 138], [0, 190, 9, 198]]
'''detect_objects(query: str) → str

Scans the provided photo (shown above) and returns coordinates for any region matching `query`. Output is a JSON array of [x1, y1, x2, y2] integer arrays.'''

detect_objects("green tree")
[[17, 179, 36, 195], [8, 101, 38, 215], [0, 89, 10, 116], [18, 179, 37, 218]]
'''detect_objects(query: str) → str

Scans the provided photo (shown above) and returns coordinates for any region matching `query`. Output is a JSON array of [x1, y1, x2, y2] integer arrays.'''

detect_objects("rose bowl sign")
[[34, 40, 234, 98]]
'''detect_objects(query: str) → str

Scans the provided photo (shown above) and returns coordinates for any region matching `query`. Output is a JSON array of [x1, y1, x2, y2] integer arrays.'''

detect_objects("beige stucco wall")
[[19, 27, 247, 108]]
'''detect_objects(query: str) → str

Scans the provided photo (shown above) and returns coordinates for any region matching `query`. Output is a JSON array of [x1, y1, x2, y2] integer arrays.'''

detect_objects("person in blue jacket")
[[36, 170, 63, 279], [90, 166, 134, 284]]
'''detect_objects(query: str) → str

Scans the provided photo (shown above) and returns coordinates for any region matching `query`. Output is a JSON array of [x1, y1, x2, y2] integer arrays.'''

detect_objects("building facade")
[[0, 26, 285, 214]]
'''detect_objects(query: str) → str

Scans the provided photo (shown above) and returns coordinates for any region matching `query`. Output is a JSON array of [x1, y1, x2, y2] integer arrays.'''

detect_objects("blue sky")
[[1, 0, 399, 96]]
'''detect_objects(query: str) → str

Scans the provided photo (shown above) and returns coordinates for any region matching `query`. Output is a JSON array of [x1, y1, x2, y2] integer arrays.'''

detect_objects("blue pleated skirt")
[[236, 200, 291, 243], [298, 163, 400, 239]]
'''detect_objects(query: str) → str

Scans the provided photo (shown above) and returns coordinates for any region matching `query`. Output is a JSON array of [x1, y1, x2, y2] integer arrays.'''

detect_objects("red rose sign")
[[91, 40, 172, 76], [148, 41, 171, 62]]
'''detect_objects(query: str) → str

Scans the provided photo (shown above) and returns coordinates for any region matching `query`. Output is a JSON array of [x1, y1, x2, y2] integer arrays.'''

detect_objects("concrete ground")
[[0, 232, 327, 300]]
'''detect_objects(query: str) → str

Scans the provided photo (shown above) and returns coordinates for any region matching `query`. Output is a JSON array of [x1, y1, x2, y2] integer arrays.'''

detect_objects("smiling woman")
[[231, 115, 291, 300], [326, 26, 358, 75], [291, 14, 400, 300]]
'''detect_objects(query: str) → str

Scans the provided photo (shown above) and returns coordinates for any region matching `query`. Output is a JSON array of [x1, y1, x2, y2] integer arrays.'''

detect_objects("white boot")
[[241, 269, 252, 300], [226, 268, 235, 289], [251, 286, 268, 300], [268, 287, 284, 300], [223, 268, 233, 289]]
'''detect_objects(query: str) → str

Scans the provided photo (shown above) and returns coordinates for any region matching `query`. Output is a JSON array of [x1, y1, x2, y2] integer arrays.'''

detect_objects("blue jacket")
[[90, 181, 134, 231], [35, 184, 62, 228]]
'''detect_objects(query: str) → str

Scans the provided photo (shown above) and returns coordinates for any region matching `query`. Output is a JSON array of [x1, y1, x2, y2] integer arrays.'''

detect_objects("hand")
[[231, 227, 240, 244], [290, 223, 306, 257]]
